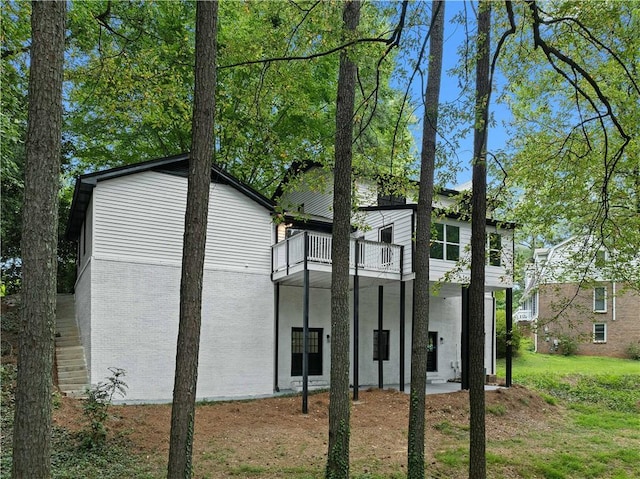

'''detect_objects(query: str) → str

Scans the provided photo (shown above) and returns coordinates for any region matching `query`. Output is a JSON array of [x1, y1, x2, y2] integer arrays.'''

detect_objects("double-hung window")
[[488, 233, 501, 266], [430, 223, 460, 261], [593, 323, 606, 343], [594, 286, 607, 313]]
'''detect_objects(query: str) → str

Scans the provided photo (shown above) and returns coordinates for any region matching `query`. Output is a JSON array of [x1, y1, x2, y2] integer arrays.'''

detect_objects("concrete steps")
[[55, 294, 89, 397]]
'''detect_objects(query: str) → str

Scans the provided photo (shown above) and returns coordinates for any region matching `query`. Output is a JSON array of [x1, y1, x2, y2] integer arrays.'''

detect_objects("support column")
[[461, 286, 470, 390], [302, 232, 309, 414], [378, 285, 384, 389], [506, 287, 513, 387], [399, 281, 406, 392], [274, 283, 280, 392], [353, 240, 360, 401]]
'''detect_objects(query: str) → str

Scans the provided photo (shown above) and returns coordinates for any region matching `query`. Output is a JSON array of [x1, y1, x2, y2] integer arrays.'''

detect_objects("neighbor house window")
[[595, 249, 607, 267], [373, 330, 390, 361], [488, 233, 501, 266], [593, 323, 606, 343], [430, 223, 460, 261], [594, 286, 607, 312]]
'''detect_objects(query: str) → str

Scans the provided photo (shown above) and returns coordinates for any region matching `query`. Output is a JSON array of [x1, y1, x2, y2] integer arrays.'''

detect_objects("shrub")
[[625, 342, 640, 360], [80, 367, 128, 449], [496, 310, 522, 359], [557, 334, 578, 356]]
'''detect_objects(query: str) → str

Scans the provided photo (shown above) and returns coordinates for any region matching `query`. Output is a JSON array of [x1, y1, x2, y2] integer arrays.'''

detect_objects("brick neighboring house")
[[517, 237, 640, 358]]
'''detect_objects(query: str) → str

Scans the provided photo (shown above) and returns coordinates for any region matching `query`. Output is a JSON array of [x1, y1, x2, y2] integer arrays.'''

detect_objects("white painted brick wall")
[[75, 260, 92, 371], [90, 258, 273, 402]]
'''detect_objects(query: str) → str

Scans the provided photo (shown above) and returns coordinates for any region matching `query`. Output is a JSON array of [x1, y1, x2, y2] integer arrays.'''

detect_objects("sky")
[[392, 1, 513, 189]]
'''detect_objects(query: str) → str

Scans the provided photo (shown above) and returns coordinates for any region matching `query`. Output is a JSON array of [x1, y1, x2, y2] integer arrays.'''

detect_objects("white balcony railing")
[[272, 231, 403, 277]]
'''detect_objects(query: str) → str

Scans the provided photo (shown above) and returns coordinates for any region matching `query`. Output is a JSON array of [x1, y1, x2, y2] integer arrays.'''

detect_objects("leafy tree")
[[63, 1, 415, 193], [1, 1, 30, 293], [11, 1, 65, 477], [326, 3, 360, 478], [496, 1, 640, 290], [406, 2, 444, 478], [167, 1, 217, 478]]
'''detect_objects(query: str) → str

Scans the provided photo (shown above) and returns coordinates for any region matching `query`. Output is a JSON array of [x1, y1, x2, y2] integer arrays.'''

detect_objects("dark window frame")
[[373, 329, 390, 361]]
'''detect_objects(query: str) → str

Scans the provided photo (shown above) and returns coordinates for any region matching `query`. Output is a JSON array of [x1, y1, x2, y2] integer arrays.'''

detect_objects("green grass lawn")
[[498, 346, 640, 377], [498, 345, 640, 413]]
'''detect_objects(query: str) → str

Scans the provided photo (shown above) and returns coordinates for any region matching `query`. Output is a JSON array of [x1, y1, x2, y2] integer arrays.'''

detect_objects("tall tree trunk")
[[11, 2, 65, 477], [407, 2, 445, 478], [469, 2, 491, 478], [167, 2, 218, 478], [326, 1, 360, 478]]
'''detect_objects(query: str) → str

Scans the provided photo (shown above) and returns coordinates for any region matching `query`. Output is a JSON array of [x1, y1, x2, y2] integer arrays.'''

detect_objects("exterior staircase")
[[55, 294, 89, 397]]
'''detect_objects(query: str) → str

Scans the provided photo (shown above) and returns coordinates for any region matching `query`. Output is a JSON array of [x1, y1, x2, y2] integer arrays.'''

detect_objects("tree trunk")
[[469, 2, 491, 478], [11, 2, 65, 477], [326, 2, 360, 478], [407, 2, 445, 478], [167, 2, 218, 478]]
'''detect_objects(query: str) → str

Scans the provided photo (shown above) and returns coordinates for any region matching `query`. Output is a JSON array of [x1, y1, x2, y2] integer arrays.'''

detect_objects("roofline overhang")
[[65, 153, 276, 241], [359, 204, 517, 229]]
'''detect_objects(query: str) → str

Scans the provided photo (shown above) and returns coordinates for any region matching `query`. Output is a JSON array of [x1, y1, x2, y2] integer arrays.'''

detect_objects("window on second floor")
[[593, 323, 606, 343], [488, 233, 502, 266], [430, 223, 459, 261], [594, 286, 607, 313], [379, 225, 393, 244]]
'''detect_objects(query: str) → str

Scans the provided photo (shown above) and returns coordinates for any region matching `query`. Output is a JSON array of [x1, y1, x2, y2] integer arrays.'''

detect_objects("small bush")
[[496, 310, 522, 359], [80, 367, 128, 449], [625, 342, 640, 360], [557, 334, 578, 356]]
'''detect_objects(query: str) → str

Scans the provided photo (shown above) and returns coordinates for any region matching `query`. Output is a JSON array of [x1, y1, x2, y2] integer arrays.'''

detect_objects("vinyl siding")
[[279, 168, 334, 219], [359, 209, 413, 275], [92, 171, 273, 273]]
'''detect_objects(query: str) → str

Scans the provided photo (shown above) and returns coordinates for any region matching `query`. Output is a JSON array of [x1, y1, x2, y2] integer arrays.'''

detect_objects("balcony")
[[272, 231, 404, 285]]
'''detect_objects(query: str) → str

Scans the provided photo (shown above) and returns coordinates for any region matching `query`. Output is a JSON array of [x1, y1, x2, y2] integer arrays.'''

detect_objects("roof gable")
[[66, 153, 275, 240]]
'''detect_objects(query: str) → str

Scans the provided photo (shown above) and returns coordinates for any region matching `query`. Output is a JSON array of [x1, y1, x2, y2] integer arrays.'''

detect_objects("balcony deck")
[[272, 231, 403, 287]]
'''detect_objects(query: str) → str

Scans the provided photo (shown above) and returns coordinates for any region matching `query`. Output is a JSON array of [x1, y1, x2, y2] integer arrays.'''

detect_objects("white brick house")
[[66, 154, 515, 402]]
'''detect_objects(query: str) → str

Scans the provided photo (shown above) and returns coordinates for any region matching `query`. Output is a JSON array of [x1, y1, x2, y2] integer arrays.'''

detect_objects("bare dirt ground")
[[2, 296, 558, 477], [53, 384, 558, 478]]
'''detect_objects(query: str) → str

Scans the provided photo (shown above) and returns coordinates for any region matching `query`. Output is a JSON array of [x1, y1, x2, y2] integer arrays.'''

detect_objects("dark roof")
[[359, 204, 517, 229], [66, 153, 276, 240], [271, 159, 324, 200]]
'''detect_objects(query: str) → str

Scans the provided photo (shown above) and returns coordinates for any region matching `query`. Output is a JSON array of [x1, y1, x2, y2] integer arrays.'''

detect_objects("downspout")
[[353, 239, 359, 401], [612, 282, 616, 321]]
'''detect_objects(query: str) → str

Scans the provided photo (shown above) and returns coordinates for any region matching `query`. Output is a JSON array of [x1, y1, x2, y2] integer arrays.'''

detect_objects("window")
[[291, 327, 323, 376], [488, 233, 501, 266], [593, 323, 606, 343], [379, 225, 393, 244], [373, 330, 389, 361], [595, 249, 607, 267], [430, 223, 460, 261], [594, 287, 607, 312], [379, 225, 393, 265]]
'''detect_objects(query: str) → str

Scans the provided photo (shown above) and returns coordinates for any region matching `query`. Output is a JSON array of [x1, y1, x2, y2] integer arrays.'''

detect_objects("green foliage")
[[326, 418, 350, 479], [486, 404, 507, 416], [498, 350, 640, 413], [80, 368, 128, 449], [495, 309, 522, 359], [557, 334, 578, 356], [625, 341, 640, 360], [497, 2, 640, 291]]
